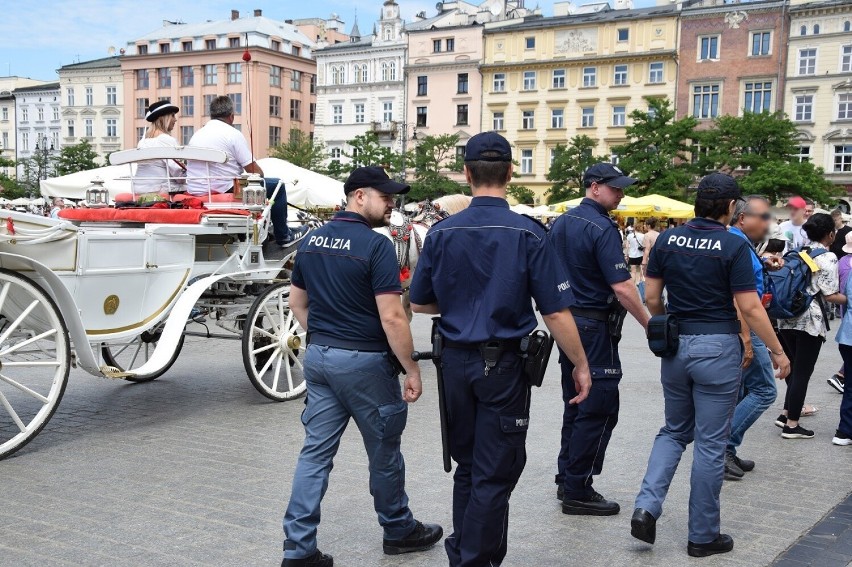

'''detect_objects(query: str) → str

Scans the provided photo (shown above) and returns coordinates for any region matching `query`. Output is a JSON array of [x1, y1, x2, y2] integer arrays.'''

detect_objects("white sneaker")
[[832, 431, 852, 446]]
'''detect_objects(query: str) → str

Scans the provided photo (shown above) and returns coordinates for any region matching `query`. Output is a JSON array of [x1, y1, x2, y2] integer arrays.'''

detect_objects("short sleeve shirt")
[[728, 226, 764, 297], [185, 119, 254, 195], [291, 211, 401, 344], [778, 243, 838, 337], [548, 198, 631, 309], [409, 196, 573, 343]]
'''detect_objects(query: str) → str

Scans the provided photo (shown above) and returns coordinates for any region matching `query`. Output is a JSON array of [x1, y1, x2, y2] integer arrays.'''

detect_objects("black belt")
[[678, 321, 741, 335], [307, 333, 389, 352], [443, 338, 522, 351], [569, 307, 609, 322]]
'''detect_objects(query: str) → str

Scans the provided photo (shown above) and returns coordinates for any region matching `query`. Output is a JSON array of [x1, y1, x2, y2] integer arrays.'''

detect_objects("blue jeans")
[[635, 334, 742, 544], [282, 345, 416, 560], [727, 332, 777, 455], [838, 344, 852, 436], [264, 178, 290, 244]]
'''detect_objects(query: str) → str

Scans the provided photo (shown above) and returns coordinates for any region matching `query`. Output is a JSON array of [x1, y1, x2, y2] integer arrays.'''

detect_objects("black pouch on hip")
[[647, 314, 679, 358], [607, 302, 628, 339]]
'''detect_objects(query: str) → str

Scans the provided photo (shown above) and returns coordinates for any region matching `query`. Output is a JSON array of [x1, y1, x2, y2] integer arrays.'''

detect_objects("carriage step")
[[100, 365, 135, 379]]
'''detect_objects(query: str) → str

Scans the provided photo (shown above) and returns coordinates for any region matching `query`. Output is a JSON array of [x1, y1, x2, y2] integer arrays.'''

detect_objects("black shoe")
[[731, 454, 755, 472], [781, 425, 815, 439], [556, 485, 564, 501], [833, 430, 852, 446], [631, 508, 656, 544], [687, 534, 734, 557], [774, 414, 787, 428], [562, 491, 620, 516], [383, 521, 443, 555], [828, 374, 845, 393], [282, 550, 333, 567], [724, 453, 744, 481]]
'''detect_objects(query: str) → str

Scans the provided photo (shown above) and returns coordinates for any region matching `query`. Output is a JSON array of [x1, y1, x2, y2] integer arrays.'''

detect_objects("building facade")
[[291, 15, 350, 47], [121, 9, 317, 157], [12, 82, 61, 179], [0, 77, 47, 178], [785, 0, 852, 192], [481, 4, 680, 200], [58, 57, 124, 161]]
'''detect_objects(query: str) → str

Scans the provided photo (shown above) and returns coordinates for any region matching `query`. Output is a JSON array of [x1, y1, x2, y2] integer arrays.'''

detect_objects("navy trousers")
[[442, 346, 531, 567], [556, 316, 622, 500], [264, 177, 290, 244]]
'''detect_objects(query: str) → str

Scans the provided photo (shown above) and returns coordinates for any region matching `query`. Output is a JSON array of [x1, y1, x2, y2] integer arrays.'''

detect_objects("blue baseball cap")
[[464, 132, 512, 162], [583, 163, 637, 189], [697, 173, 742, 201]]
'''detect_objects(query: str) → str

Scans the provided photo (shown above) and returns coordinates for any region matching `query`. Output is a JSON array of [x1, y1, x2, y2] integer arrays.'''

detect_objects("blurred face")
[[739, 198, 772, 241], [167, 114, 177, 132], [351, 187, 395, 227], [834, 214, 845, 229], [789, 206, 805, 224], [804, 204, 814, 218], [589, 181, 624, 212]]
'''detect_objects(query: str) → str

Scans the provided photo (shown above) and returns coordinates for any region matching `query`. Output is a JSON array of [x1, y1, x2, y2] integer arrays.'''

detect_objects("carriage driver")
[[281, 166, 443, 567]]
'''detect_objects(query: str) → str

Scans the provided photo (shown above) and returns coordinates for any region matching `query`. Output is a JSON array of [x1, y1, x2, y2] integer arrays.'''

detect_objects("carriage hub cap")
[[286, 335, 301, 350]]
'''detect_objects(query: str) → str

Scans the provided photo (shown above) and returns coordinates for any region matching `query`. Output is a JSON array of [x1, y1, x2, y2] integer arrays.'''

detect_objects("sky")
[[2, 0, 658, 81]]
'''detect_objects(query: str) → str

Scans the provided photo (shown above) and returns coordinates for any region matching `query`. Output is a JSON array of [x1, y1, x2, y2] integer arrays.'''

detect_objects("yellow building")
[[481, 4, 680, 202]]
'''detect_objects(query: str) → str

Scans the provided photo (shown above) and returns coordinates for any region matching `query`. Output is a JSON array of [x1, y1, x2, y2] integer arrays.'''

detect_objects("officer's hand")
[[569, 366, 592, 405], [403, 372, 422, 403], [770, 351, 791, 380]]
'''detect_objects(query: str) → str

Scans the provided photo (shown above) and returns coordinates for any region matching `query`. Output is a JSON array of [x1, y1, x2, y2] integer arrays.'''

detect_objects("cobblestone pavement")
[[1, 315, 851, 567]]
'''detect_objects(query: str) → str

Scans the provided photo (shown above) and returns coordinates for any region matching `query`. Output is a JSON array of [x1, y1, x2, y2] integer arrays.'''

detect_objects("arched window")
[[800, 25, 807, 36], [339, 66, 346, 84], [845, 21, 850, 32], [381, 62, 389, 81], [384, 27, 392, 41], [388, 61, 397, 81], [331, 66, 339, 85], [813, 24, 820, 35], [360, 64, 368, 83], [353, 64, 361, 83]]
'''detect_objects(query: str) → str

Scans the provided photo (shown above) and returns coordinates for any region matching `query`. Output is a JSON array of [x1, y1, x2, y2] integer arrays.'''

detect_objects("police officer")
[[630, 173, 790, 557], [410, 132, 591, 567], [282, 166, 443, 567], [548, 163, 650, 516]]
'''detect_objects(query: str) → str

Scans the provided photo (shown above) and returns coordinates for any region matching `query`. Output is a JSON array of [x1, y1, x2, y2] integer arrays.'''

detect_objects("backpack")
[[765, 247, 827, 320]]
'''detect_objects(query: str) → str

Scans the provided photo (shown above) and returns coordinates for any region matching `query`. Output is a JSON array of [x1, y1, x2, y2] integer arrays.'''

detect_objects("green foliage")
[[0, 173, 28, 200], [612, 98, 698, 198], [17, 156, 54, 195], [270, 129, 327, 173], [407, 134, 466, 201], [54, 140, 99, 176], [507, 184, 535, 205], [546, 135, 606, 204], [739, 160, 835, 204], [341, 132, 404, 177], [0, 156, 14, 169]]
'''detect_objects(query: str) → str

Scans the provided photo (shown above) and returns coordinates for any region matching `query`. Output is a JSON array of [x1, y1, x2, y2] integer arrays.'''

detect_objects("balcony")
[[371, 121, 398, 139]]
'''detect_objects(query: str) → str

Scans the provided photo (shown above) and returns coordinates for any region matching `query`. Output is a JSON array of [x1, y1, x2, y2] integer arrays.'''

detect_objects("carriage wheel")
[[242, 282, 306, 401], [100, 325, 185, 383], [0, 269, 71, 460]]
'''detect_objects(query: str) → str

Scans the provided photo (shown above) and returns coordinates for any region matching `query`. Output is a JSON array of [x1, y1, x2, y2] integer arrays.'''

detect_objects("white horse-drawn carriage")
[[0, 147, 319, 459]]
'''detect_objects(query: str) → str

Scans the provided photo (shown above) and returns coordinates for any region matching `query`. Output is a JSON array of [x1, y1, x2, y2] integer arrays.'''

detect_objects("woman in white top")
[[134, 100, 185, 196]]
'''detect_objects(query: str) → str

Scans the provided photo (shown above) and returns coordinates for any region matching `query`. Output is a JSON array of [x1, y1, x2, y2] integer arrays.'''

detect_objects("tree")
[[546, 135, 605, 204], [17, 155, 55, 196], [407, 134, 466, 201], [0, 173, 28, 200], [54, 140, 99, 176], [270, 129, 327, 172], [612, 97, 698, 197], [341, 132, 404, 177], [739, 160, 834, 204], [507, 184, 535, 205]]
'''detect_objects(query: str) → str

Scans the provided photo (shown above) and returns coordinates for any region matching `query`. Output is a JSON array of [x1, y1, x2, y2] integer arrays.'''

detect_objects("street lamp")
[[33, 134, 55, 182], [397, 122, 417, 183]]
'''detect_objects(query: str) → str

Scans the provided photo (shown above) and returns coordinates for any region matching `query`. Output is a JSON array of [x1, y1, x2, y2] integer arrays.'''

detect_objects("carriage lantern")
[[85, 178, 109, 208], [243, 174, 267, 211]]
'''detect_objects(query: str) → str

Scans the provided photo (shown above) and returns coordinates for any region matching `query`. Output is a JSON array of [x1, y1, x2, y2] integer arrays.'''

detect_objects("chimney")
[[231, 9, 239, 20], [254, 9, 262, 17]]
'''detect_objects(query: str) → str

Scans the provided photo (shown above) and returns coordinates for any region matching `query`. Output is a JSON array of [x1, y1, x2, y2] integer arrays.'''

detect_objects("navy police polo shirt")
[[548, 198, 631, 310], [646, 217, 756, 324], [291, 211, 401, 345], [409, 196, 573, 343]]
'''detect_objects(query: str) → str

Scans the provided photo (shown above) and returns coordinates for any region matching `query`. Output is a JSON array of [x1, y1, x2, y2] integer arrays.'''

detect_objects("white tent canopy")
[[40, 164, 135, 201], [256, 158, 344, 208]]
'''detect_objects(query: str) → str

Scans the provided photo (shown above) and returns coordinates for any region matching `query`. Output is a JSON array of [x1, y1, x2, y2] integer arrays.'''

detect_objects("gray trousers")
[[635, 333, 742, 544]]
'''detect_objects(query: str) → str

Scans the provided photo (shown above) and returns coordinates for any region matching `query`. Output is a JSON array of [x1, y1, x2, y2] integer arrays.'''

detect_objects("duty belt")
[[569, 307, 609, 322], [677, 321, 741, 335], [443, 338, 523, 377]]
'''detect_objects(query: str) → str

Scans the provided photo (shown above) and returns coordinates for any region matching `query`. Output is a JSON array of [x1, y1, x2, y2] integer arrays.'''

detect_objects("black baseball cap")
[[696, 173, 742, 201], [583, 163, 636, 189], [344, 166, 410, 194], [464, 131, 512, 162]]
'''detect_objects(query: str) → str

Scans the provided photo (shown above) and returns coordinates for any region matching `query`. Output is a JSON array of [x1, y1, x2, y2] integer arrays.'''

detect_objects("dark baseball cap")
[[696, 173, 742, 201], [583, 163, 637, 189], [344, 166, 410, 195], [464, 131, 512, 162]]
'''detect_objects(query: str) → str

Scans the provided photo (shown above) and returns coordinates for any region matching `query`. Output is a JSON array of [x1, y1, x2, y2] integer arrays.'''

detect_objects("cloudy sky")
[[2, 0, 659, 81]]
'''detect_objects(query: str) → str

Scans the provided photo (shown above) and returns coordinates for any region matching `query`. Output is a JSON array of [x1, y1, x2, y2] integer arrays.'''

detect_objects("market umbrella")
[[634, 194, 695, 219]]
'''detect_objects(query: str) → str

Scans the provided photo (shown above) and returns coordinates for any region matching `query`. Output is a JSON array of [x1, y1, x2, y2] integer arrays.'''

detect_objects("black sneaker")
[[774, 414, 787, 428], [731, 454, 755, 472], [832, 430, 852, 446], [781, 425, 815, 439], [562, 491, 620, 516], [828, 374, 845, 393], [383, 521, 443, 555], [282, 550, 333, 567], [724, 453, 744, 481], [688, 534, 734, 557]]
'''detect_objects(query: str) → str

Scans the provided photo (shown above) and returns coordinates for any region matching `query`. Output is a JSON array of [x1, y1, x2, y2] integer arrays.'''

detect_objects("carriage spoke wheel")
[[242, 282, 306, 401], [0, 269, 70, 460], [100, 325, 185, 383]]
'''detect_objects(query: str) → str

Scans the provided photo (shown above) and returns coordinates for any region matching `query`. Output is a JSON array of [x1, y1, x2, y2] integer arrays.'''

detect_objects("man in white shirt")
[[186, 96, 292, 248], [778, 196, 809, 252]]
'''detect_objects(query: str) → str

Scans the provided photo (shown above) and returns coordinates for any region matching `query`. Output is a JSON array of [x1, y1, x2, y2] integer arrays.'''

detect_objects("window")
[[693, 84, 720, 119], [105, 86, 117, 106], [842, 45, 852, 73], [493, 111, 504, 130], [520, 149, 533, 174], [417, 76, 428, 96], [794, 94, 814, 121], [416, 106, 427, 127], [270, 66, 281, 86], [356, 64, 368, 83], [84, 118, 93, 137], [751, 32, 771, 56], [551, 109, 564, 128], [381, 62, 396, 81], [229, 37, 240, 48], [331, 104, 342, 124], [331, 66, 343, 85], [106, 118, 117, 137], [845, 21, 851, 32], [21, 108, 27, 122], [159, 42, 170, 54], [66, 120, 74, 137], [446, 38, 455, 52], [835, 145, 852, 172], [649, 62, 664, 84], [798, 48, 817, 75], [800, 25, 807, 36], [456, 104, 468, 125], [204, 64, 217, 85], [525, 37, 535, 50], [493, 73, 506, 92], [550, 148, 558, 167], [433, 40, 442, 53], [136, 69, 149, 89], [37, 107, 43, 121], [1, 107, 6, 121], [383, 101, 393, 122], [617, 28, 629, 42], [330, 147, 342, 166], [309, 103, 316, 124], [157, 68, 172, 89], [290, 99, 302, 121], [269, 126, 281, 148], [291, 70, 302, 91], [354, 103, 365, 124], [203, 94, 216, 115], [169, 97, 189, 120], [84, 86, 93, 106], [21, 132, 28, 151], [699, 36, 719, 60], [813, 24, 820, 35], [581, 107, 595, 127], [180, 66, 193, 87], [137, 44, 148, 55], [270, 95, 281, 117], [53, 107, 59, 121], [182, 41, 193, 52], [228, 93, 242, 115], [136, 127, 145, 142], [523, 71, 536, 91], [614, 64, 628, 86], [455, 146, 466, 162], [839, 93, 852, 120], [271, 40, 280, 51], [292, 45, 301, 57], [552, 69, 566, 89], [227, 63, 242, 83], [612, 105, 626, 126], [205, 39, 216, 50], [522, 110, 535, 129], [66, 87, 74, 106], [457, 73, 468, 94], [136, 98, 149, 118], [795, 146, 811, 163], [744, 81, 772, 113], [583, 67, 597, 87]]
